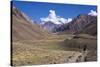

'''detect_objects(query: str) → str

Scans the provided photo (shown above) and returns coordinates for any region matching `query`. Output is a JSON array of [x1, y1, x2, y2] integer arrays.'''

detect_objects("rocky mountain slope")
[[42, 21, 62, 32], [12, 6, 49, 41], [57, 14, 97, 36]]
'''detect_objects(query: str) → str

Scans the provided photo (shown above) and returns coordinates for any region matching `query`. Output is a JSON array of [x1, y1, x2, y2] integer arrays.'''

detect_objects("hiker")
[[83, 45, 87, 51]]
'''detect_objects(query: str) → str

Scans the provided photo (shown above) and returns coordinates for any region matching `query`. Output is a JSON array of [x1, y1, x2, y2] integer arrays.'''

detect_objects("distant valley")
[[12, 6, 97, 66]]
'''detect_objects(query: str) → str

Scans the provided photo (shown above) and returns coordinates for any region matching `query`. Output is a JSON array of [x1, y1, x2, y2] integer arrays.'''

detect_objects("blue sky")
[[12, 1, 97, 22]]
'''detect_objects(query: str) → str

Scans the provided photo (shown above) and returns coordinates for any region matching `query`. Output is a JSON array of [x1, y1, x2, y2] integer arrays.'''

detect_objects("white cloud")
[[67, 18, 72, 22], [59, 18, 67, 24], [88, 10, 97, 16], [40, 10, 72, 24]]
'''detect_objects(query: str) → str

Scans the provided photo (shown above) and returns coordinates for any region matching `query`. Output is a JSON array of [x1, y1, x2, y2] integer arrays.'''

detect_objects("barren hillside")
[[12, 7, 50, 41]]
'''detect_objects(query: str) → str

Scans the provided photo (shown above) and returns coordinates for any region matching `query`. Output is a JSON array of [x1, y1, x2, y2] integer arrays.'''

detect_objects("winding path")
[[67, 51, 88, 63]]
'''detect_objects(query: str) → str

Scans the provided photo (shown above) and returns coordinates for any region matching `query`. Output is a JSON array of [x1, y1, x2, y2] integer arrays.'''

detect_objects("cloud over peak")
[[40, 10, 72, 24], [88, 10, 97, 16]]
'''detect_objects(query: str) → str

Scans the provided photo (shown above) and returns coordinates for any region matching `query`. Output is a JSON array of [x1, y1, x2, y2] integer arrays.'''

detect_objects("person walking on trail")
[[83, 45, 87, 52]]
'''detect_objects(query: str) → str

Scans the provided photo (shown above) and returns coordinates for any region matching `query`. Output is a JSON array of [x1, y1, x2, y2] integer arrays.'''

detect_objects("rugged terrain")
[[11, 7, 97, 66], [12, 34, 97, 66], [12, 6, 50, 41], [56, 14, 97, 35]]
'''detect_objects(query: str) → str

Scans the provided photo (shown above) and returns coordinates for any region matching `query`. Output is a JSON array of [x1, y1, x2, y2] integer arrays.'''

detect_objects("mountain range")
[[59, 14, 96, 35], [12, 6, 97, 42], [12, 6, 97, 65], [42, 14, 97, 36]]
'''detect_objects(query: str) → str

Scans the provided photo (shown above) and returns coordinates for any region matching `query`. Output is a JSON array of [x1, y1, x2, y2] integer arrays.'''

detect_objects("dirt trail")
[[67, 52, 82, 62], [77, 51, 88, 62], [67, 51, 88, 63]]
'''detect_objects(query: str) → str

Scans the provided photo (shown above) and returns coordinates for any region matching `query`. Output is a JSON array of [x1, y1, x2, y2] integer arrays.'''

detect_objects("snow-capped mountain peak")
[[40, 10, 72, 25]]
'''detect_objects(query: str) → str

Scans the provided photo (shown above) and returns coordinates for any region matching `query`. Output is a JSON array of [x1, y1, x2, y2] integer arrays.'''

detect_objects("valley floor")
[[11, 34, 97, 66]]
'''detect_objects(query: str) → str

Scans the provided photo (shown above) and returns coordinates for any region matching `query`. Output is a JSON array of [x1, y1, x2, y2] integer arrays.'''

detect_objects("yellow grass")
[[12, 34, 97, 66]]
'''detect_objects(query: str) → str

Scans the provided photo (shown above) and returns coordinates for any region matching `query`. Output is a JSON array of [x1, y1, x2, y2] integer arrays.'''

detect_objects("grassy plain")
[[12, 34, 97, 66]]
